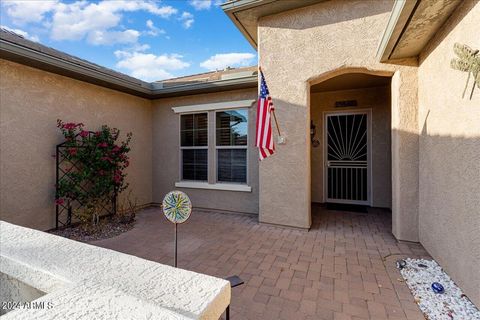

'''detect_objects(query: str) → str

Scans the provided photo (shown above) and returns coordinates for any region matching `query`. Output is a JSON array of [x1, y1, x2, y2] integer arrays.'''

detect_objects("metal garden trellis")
[[55, 131, 117, 229]]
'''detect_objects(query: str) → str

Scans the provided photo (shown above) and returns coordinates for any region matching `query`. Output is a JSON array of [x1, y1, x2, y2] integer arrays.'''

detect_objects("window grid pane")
[[216, 109, 248, 146], [182, 149, 208, 181], [181, 113, 208, 147], [217, 149, 247, 183], [181, 113, 208, 181]]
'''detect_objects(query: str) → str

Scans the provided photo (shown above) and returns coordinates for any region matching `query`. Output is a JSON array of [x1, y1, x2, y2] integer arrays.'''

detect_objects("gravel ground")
[[49, 217, 135, 242], [399, 258, 480, 320]]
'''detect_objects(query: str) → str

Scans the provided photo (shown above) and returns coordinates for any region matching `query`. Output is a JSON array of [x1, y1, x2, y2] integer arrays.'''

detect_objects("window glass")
[[182, 149, 208, 181], [216, 110, 248, 146], [181, 113, 208, 147], [180, 113, 208, 181], [216, 109, 248, 184], [217, 149, 247, 183]]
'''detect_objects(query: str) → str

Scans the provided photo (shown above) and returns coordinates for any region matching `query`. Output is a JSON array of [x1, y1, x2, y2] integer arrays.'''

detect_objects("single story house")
[[0, 0, 478, 306]]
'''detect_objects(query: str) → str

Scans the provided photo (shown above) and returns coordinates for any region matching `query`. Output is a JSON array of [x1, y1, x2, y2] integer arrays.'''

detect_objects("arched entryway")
[[309, 70, 392, 211]]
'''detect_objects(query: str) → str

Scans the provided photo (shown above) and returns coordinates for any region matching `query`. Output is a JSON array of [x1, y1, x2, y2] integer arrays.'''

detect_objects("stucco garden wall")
[[152, 89, 259, 214], [417, 0, 480, 306], [258, 0, 419, 237], [0, 60, 153, 231], [310, 86, 392, 208]]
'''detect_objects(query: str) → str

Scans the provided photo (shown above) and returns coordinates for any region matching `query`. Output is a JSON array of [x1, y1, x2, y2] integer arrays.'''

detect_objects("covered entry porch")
[[310, 72, 392, 210]]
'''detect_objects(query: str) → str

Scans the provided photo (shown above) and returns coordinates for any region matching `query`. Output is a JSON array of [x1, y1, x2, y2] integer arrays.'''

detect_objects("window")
[[180, 113, 208, 181], [175, 101, 253, 191], [216, 109, 248, 184]]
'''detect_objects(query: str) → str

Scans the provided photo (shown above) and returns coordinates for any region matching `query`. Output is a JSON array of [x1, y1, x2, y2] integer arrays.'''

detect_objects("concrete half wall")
[[0, 60, 153, 230]]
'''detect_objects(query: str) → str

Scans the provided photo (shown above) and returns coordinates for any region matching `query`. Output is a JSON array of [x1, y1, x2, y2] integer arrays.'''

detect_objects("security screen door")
[[325, 111, 370, 205]]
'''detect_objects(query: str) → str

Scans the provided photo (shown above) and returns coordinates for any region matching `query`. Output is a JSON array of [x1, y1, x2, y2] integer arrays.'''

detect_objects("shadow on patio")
[[93, 206, 429, 320]]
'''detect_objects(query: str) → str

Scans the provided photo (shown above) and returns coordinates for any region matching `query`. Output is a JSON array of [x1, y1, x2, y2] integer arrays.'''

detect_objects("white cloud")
[[146, 19, 165, 36], [200, 53, 256, 70], [129, 68, 172, 82], [2, 0, 178, 45], [189, 0, 224, 10], [1, 25, 40, 42], [87, 29, 139, 45], [114, 43, 151, 59], [179, 12, 194, 29], [115, 52, 190, 81], [1, 0, 58, 25], [132, 43, 151, 52], [189, 0, 212, 10], [50, 1, 176, 43]]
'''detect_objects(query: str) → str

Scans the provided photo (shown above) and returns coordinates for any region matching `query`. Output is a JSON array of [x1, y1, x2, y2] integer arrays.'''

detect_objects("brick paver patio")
[[93, 205, 430, 320]]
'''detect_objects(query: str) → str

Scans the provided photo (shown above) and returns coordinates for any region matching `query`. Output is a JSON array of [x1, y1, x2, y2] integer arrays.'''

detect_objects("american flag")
[[256, 69, 275, 160]]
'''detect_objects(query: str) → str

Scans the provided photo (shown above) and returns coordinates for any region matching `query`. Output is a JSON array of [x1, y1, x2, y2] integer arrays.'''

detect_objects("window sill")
[[175, 181, 252, 192]]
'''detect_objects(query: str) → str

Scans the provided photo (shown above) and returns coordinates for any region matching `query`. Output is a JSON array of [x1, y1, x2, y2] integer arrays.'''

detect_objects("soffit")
[[222, 0, 325, 49], [311, 73, 391, 93], [377, 0, 463, 62]]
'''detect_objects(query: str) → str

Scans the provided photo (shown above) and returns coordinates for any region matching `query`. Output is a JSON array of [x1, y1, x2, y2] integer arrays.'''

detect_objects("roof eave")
[[0, 38, 153, 98], [376, 0, 418, 63], [221, 0, 326, 51], [0, 39, 258, 99], [377, 0, 463, 63], [222, 9, 258, 49], [221, 0, 268, 50], [150, 76, 258, 98]]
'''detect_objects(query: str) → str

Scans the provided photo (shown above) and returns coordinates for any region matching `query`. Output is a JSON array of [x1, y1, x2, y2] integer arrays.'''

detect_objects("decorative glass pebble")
[[432, 282, 445, 294], [162, 191, 192, 224], [396, 259, 407, 269], [399, 258, 480, 319]]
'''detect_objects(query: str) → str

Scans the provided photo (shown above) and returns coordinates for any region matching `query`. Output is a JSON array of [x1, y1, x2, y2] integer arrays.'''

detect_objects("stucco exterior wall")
[[258, 0, 419, 236], [0, 60, 152, 231], [311, 86, 392, 208], [151, 89, 259, 214], [417, 0, 480, 306]]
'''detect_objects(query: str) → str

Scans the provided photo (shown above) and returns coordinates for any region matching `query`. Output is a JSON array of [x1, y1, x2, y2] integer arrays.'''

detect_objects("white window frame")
[[172, 100, 255, 114], [179, 112, 209, 182], [214, 108, 249, 185], [173, 100, 254, 192]]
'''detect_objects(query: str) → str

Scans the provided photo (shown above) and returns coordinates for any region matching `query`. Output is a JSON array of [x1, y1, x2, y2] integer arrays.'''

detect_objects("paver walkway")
[[93, 205, 430, 320]]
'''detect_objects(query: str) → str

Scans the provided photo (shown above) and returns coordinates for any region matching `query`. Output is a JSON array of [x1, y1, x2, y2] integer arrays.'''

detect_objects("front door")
[[324, 111, 371, 205]]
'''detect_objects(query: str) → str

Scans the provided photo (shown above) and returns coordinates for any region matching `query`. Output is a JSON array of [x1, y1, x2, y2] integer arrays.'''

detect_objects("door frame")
[[322, 109, 372, 206]]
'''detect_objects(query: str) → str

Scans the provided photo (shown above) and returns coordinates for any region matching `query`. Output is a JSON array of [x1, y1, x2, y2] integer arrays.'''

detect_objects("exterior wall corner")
[[390, 70, 419, 242]]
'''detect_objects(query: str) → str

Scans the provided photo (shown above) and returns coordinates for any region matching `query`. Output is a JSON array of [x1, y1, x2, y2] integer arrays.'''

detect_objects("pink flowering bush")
[[56, 119, 132, 225]]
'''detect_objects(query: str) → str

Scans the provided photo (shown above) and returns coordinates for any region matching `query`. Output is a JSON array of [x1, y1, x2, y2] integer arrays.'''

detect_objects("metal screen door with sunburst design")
[[325, 111, 370, 205]]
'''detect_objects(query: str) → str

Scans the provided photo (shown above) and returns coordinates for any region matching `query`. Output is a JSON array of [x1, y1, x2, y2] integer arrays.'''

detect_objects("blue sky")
[[0, 0, 257, 81]]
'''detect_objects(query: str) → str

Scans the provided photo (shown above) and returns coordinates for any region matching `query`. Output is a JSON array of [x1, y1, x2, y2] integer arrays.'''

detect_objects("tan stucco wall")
[[151, 89, 259, 214], [417, 0, 480, 306], [258, 0, 419, 236], [0, 60, 153, 231], [311, 86, 392, 208]]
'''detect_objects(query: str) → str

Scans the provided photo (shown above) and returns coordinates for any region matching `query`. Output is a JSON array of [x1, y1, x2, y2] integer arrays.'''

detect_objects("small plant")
[[75, 198, 109, 228], [55, 120, 132, 227], [117, 190, 138, 224]]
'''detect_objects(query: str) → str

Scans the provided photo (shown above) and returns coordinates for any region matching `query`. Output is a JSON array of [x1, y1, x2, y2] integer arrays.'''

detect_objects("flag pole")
[[272, 110, 282, 137], [258, 66, 282, 137]]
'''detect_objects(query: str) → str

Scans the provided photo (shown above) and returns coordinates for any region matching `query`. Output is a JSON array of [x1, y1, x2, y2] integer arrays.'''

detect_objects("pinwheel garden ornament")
[[162, 191, 192, 267]]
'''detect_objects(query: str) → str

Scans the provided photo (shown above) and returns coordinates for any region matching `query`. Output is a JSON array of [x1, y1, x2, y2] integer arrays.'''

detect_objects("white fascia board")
[[172, 99, 256, 114]]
